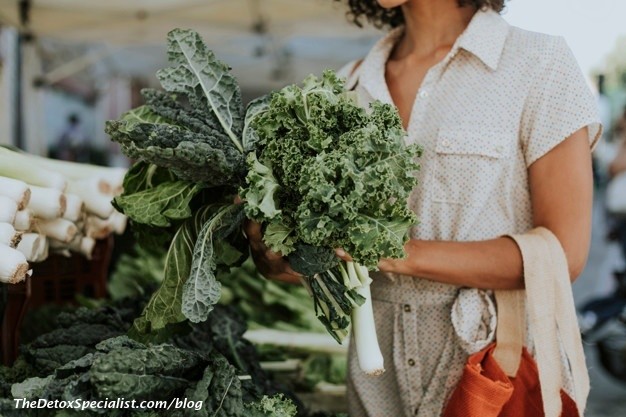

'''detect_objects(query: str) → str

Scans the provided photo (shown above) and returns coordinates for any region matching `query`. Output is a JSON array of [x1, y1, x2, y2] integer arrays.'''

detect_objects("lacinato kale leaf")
[[183, 204, 245, 323], [106, 28, 247, 186]]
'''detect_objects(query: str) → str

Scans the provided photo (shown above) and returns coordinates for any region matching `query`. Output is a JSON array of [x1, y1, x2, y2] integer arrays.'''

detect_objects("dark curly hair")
[[336, 0, 506, 29]]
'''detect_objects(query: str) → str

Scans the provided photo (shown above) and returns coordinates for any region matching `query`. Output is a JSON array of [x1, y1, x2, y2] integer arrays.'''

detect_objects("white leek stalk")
[[109, 211, 128, 235], [0, 148, 67, 190], [51, 248, 71, 258], [85, 215, 112, 239], [50, 235, 95, 259], [0, 243, 30, 283], [27, 186, 67, 220], [0, 223, 22, 248], [62, 193, 84, 222], [13, 209, 35, 231], [67, 178, 114, 219], [74, 236, 96, 259], [33, 237, 49, 262], [16, 233, 45, 262], [349, 262, 385, 376], [13, 153, 126, 192], [0, 195, 19, 224], [37, 218, 77, 243], [0, 176, 31, 209]]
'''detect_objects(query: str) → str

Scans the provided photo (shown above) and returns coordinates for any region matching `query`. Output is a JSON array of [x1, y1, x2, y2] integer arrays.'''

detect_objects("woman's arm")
[[376, 127, 594, 290]]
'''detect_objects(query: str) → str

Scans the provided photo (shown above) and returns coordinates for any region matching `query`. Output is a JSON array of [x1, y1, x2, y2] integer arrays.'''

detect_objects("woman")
[[246, 0, 602, 415]]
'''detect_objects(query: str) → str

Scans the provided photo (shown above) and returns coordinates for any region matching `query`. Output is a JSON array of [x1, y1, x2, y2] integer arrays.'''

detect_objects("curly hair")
[[336, 0, 506, 29]]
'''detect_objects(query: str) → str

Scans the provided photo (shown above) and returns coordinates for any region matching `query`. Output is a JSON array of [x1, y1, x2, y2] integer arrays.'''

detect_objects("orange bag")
[[443, 228, 590, 417], [442, 343, 579, 417]]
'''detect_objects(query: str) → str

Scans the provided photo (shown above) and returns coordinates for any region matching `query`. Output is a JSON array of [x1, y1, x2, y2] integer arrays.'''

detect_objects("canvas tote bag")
[[443, 227, 589, 417]]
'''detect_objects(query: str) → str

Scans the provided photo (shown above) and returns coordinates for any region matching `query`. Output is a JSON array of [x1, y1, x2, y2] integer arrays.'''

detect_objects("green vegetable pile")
[[105, 28, 421, 377], [0, 304, 298, 417]]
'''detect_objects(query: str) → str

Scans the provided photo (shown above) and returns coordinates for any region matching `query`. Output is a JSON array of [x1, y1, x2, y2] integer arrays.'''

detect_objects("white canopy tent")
[[0, 0, 380, 89], [0, 0, 380, 152]]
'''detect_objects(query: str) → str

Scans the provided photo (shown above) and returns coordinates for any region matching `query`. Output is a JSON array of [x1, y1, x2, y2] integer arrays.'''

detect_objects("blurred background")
[[1, 0, 626, 415]]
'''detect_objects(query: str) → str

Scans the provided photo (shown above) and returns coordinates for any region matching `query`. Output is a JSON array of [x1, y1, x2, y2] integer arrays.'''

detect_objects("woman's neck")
[[392, 0, 477, 60]]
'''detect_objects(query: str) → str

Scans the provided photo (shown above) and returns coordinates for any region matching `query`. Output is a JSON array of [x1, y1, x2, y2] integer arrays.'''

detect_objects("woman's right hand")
[[244, 220, 302, 284]]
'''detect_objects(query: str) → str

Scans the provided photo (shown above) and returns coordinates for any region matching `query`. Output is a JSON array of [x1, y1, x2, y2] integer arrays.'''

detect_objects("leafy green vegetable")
[[243, 394, 297, 417], [131, 204, 227, 334], [114, 181, 204, 227], [108, 245, 166, 301], [242, 73, 420, 268], [183, 204, 245, 323]]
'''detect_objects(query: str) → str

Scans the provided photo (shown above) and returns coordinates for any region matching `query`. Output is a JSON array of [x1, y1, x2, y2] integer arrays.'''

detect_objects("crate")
[[0, 236, 114, 366]]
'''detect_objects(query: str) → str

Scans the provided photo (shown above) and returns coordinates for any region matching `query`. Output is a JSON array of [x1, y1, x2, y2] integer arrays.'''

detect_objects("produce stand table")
[[0, 236, 114, 366]]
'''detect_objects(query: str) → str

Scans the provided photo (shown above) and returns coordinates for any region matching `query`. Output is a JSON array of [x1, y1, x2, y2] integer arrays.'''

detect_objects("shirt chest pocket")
[[431, 127, 513, 207]]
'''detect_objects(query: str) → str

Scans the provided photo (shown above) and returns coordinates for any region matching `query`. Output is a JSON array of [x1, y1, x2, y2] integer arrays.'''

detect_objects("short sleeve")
[[520, 37, 602, 167]]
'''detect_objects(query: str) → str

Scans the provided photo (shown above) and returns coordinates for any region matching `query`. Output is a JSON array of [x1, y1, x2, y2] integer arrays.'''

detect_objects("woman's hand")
[[335, 245, 415, 275], [243, 220, 302, 284]]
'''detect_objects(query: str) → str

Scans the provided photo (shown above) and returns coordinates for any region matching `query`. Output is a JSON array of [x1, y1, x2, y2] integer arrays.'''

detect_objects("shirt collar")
[[456, 9, 510, 71], [358, 9, 510, 103]]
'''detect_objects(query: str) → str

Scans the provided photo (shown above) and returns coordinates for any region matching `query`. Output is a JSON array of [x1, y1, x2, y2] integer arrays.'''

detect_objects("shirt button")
[[441, 139, 450, 148], [418, 90, 429, 99], [495, 145, 504, 154], [408, 358, 416, 366], [403, 304, 411, 312]]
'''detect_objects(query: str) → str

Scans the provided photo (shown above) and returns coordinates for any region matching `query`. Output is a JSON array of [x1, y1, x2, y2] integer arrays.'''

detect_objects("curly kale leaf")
[[243, 394, 297, 417], [245, 71, 421, 270]]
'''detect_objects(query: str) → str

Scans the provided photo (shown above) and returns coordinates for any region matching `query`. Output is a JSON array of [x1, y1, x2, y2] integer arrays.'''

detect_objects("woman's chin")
[[377, 0, 409, 9]]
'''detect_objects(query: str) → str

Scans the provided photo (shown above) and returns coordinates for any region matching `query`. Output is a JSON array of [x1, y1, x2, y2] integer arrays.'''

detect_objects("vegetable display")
[[0, 303, 299, 417], [0, 147, 128, 278], [106, 28, 421, 376]]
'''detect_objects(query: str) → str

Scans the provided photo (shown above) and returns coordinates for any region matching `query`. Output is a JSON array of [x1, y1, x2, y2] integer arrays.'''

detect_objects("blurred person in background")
[[247, 0, 601, 415], [53, 113, 89, 162]]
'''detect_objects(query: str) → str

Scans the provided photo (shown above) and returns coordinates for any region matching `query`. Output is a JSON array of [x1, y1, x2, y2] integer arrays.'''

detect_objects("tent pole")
[[13, 30, 23, 149], [13, 0, 31, 150]]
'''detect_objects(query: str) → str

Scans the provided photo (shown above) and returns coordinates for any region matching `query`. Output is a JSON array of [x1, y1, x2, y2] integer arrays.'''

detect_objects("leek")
[[0, 243, 30, 283], [13, 209, 35, 231], [0, 148, 67, 190], [67, 178, 114, 219], [28, 186, 66, 220], [0, 223, 22, 248], [37, 218, 77, 243], [0, 196, 18, 224], [0, 176, 30, 210]]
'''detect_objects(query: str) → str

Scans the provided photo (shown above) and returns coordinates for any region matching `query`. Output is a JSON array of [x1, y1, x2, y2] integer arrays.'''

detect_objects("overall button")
[[408, 358, 416, 366], [403, 304, 411, 313]]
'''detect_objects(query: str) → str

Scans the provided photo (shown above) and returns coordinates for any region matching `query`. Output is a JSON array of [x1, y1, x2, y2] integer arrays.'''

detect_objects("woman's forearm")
[[378, 237, 524, 290]]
